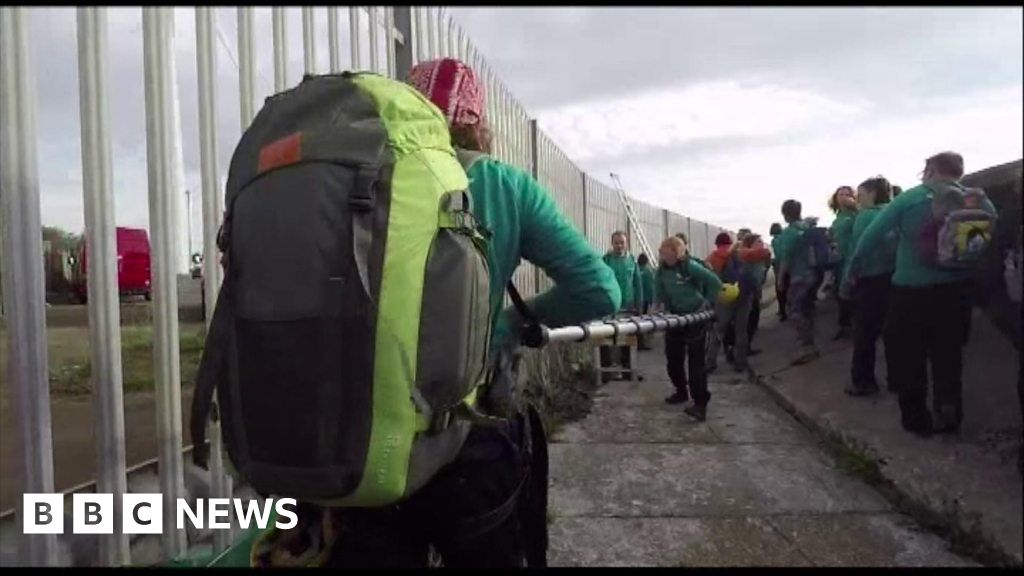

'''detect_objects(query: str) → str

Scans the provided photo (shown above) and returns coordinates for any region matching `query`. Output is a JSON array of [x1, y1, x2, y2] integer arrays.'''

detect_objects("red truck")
[[70, 227, 152, 303]]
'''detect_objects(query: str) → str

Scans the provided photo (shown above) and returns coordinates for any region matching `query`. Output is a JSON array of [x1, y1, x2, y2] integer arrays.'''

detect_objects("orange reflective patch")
[[258, 132, 302, 173]]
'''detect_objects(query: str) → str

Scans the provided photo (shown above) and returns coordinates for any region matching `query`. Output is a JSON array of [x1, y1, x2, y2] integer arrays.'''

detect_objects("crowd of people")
[[596, 151, 1007, 445]]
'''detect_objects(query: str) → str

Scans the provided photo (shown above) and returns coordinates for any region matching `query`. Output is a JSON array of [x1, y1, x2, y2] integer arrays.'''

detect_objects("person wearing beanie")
[[705, 232, 771, 372]]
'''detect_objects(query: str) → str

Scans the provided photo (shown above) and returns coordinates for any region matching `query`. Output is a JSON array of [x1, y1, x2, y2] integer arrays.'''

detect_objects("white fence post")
[[0, 6, 59, 566], [237, 7, 255, 129], [76, 6, 131, 566], [302, 6, 316, 75], [272, 7, 288, 92], [141, 6, 188, 558]]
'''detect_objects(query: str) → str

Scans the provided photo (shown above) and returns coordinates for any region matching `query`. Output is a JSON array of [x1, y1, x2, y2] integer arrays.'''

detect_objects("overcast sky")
[[21, 7, 1024, 266]]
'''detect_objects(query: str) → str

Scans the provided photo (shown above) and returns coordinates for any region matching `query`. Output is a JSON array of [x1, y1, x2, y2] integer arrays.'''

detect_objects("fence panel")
[[631, 198, 666, 258], [668, 212, 690, 241], [535, 130, 585, 231], [584, 175, 627, 253], [689, 219, 710, 259]]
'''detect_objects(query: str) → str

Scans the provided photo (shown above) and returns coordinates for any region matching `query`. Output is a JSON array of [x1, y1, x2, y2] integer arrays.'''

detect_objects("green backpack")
[[191, 73, 493, 508]]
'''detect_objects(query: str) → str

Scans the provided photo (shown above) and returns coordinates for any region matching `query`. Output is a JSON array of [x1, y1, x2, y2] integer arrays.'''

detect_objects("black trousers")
[[885, 282, 972, 429], [325, 423, 529, 568], [837, 296, 855, 329], [850, 274, 891, 389], [665, 325, 710, 406], [776, 270, 789, 318]]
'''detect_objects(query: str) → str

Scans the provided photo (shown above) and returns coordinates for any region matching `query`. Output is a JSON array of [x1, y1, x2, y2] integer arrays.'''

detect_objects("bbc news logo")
[[23, 494, 298, 534]]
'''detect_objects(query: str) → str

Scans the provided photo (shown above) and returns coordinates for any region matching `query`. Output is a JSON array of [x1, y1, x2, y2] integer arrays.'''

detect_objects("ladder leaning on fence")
[[610, 172, 655, 259]]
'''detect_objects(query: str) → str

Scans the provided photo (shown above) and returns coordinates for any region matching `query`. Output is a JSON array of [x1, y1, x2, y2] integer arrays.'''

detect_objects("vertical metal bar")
[[195, 6, 232, 553], [328, 6, 340, 73], [446, 14, 456, 58], [489, 74, 500, 160], [76, 7, 130, 566], [367, 6, 379, 73], [349, 6, 361, 69], [529, 117, 543, 297], [426, 6, 436, 59], [393, 7, 412, 80], [0, 6, 59, 567], [237, 7, 255, 129], [582, 171, 590, 240], [272, 7, 288, 92], [302, 6, 315, 74], [413, 6, 424, 64], [384, 7, 395, 77], [498, 85, 507, 162], [436, 8, 446, 58], [529, 117, 539, 180], [142, 6, 188, 558]]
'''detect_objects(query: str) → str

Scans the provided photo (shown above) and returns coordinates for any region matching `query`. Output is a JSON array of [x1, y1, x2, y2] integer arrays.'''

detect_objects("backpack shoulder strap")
[[190, 285, 233, 468], [507, 280, 537, 325]]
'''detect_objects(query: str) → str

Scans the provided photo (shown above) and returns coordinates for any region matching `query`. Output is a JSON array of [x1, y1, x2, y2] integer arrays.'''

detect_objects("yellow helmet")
[[718, 282, 740, 305]]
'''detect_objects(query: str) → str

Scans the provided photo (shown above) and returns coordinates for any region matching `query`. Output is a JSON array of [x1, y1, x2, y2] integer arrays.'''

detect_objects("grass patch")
[[822, 427, 885, 486], [819, 424, 1019, 567], [49, 326, 207, 396]]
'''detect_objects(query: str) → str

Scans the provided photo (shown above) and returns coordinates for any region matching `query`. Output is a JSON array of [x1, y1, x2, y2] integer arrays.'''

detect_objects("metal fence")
[[0, 5, 731, 567]]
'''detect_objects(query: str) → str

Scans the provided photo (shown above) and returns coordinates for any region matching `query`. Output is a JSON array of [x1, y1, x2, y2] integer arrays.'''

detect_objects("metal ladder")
[[610, 172, 654, 259]]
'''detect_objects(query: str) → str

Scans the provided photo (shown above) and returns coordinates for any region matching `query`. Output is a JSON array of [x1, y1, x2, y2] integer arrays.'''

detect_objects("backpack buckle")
[[427, 409, 452, 436], [349, 166, 378, 212]]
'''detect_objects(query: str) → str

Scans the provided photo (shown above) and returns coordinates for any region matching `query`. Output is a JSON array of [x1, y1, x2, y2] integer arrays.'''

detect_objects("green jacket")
[[843, 206, 896, 280], [602, 252, 644, 310], [775, 220, 814, 279], [830, 210, 857, 260], [830, 210, 857, 284], [847, 181, 998, 287], [653, 258, 723, 314], [639, 264, 656, 309], [465, 155, 622, 350]]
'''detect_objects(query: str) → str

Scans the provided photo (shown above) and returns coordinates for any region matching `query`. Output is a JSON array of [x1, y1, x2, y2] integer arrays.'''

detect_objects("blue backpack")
[[804, 226, 838, 270], [720, 253, 758, 297]]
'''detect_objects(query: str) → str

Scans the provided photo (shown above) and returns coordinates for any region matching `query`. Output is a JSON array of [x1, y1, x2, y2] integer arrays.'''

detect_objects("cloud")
[[568, 84, 1023, 240], [535, 81, 869, 162]]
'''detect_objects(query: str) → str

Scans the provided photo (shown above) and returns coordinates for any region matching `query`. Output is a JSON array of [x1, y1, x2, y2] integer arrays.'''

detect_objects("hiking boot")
[[791, 346, 820, 366], [901, 413, 933, 438], [748, 348, 763, 357], [933, 406, 961, 435], [733, 362, 749, 374], [833, 327, 852, 341], [725, 347, 735, 364], [665, 391, 689, 405], [684, 404, 707, 422]]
